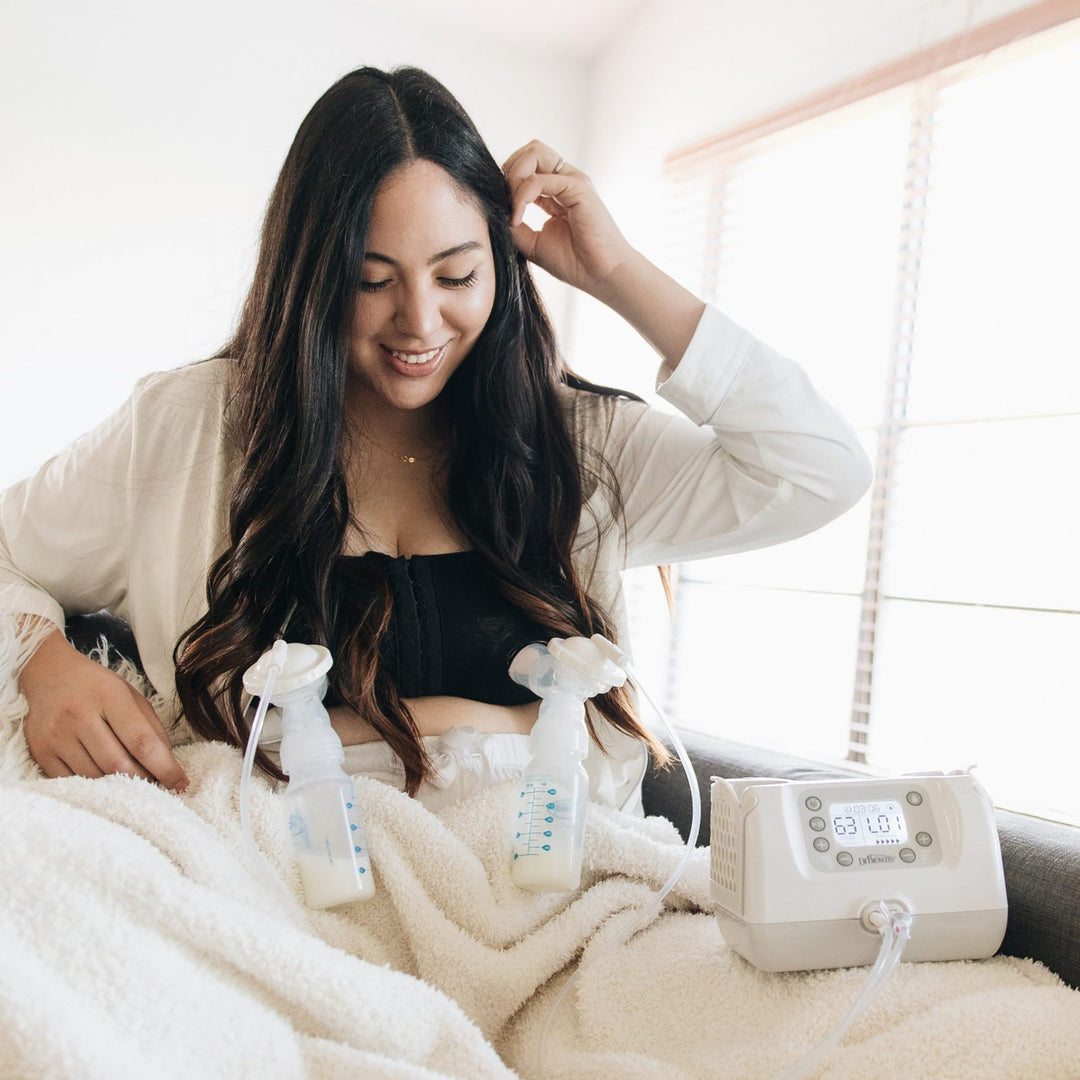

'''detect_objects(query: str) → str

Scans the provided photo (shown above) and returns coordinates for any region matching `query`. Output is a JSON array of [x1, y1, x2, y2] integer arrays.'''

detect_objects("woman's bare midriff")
[[328, 696, 539, 746]]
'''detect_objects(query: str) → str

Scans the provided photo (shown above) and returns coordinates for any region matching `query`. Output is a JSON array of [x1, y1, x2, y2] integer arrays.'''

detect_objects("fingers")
[[104, 682, 189, 792], [56, 740, 107, 780], [75, 707, 158, 784], [534, 194, 568, 218], [507, 172, 580, 229], [34, 713, 151, 784], [503, 139, 589, 227], [37, 756, 75, 779], [126, 681, 176, 752], [22, 636, 189, 792], [502, 138, 577, 184], [51, 690, 186, 791]]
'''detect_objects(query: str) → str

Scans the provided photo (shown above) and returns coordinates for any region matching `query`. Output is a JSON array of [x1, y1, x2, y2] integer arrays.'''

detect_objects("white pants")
[[260, 712, 530, 812], [342, 727, 531, 811]]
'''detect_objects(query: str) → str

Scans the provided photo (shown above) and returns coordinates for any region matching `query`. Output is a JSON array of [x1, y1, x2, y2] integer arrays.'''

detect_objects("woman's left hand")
[[504, 140, 706, 366], [502, 140, 636, 298]]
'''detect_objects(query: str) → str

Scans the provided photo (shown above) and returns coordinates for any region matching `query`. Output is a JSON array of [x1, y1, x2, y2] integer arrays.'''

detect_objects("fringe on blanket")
[[0, 610, 167, 786]]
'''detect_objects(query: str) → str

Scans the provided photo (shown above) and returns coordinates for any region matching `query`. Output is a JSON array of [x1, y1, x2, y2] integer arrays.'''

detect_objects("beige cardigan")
[[0, 305, 871, 809]]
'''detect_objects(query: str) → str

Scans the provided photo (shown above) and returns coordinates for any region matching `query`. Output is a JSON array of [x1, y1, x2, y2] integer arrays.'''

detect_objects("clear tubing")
[[629, 668, 702, 905], [773, 903, 914, 1080], [536, 663, 701, 1080], [239, 641, 297, 906]]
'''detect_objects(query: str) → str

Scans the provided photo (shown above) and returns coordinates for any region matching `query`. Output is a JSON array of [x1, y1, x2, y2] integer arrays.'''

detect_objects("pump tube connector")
[[773, 902, 914, 1080]]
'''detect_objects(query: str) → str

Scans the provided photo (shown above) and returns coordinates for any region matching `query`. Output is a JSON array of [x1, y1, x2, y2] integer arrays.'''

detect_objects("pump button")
[[809, 816, 826, 832], [805, 796, 822, 811], [906, 791, 923, 806], [836, 851, 853, 867]]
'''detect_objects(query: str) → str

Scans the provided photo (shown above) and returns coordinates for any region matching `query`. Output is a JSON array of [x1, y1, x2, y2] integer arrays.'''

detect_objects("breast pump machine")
[[238, 633, 1008, 1080]]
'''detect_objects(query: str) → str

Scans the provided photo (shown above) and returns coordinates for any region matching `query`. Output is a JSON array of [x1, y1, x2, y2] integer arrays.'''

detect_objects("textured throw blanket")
[[2, 628, 1079, 1079]]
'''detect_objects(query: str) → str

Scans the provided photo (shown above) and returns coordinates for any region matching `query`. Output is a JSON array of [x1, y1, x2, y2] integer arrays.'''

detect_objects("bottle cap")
[[243, 642, 333, 700]]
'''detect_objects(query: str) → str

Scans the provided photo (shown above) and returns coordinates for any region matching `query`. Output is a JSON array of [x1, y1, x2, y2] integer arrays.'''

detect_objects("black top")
[[331, 550, 552, 706]]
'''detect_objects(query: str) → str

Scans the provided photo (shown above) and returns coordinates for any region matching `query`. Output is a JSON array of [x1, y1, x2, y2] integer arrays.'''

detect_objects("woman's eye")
[[359, 270, 478, 292], [439, 270, 478, 289]]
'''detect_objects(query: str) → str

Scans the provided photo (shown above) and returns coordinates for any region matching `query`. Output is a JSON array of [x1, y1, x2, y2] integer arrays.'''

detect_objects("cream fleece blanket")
[[1, 637, 1079, 1079]]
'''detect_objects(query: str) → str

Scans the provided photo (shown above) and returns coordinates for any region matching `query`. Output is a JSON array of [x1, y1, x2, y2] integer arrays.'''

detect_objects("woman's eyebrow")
[[363, 241, 484, 267]]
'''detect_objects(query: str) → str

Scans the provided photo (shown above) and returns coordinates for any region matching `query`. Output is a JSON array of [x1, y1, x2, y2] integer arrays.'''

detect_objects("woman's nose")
[[394, 285, 442, 340]]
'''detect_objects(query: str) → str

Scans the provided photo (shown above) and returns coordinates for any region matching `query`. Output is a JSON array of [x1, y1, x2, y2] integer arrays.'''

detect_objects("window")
[[659, 10, 1080, 824]]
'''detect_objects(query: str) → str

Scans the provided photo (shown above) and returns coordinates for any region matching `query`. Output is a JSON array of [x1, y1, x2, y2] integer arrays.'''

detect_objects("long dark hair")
[[173, 65, 669, 792]]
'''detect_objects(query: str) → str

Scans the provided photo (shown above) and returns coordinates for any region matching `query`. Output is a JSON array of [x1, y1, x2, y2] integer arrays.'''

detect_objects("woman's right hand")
[[20, 629, 189, 791]]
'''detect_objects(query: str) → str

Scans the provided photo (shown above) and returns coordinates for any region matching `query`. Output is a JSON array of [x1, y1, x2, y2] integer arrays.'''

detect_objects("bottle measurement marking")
[[514, 780, 560, 859], [345, 793, 372, 873]]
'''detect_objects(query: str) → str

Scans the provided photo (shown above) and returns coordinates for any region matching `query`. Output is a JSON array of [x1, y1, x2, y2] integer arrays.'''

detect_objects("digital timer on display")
[[828, 800, 908, 846]]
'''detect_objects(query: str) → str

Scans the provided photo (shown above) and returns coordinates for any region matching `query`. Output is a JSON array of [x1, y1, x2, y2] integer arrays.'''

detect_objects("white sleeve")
[[0, 390, 140, 631], [608, 304, 873, 569]]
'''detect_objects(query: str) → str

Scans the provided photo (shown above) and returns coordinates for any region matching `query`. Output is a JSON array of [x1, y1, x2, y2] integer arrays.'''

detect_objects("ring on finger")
[[552, 156, 566, 174]]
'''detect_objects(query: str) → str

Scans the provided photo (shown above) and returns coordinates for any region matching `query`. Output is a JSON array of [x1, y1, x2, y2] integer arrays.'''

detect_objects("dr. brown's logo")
[[859, 853, 896, 866]]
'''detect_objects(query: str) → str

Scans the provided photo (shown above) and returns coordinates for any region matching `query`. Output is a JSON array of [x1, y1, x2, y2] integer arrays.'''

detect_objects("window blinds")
[[662, 10, 1080, 821]]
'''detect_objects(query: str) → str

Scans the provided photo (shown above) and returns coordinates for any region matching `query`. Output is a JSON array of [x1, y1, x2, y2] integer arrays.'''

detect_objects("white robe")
[[0, 304, 872, 809]]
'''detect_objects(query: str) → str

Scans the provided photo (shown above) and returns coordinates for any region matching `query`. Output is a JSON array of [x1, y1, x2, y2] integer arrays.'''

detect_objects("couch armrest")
[[642, 729, 1080, 991], [996, 810, 1080, 992]]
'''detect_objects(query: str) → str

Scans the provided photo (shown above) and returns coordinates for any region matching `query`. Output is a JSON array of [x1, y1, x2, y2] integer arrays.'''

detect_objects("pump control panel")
[[709, 772, 1007, 971]]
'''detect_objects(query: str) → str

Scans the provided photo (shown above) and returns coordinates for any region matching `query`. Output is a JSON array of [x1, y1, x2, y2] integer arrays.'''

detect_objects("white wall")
[[0, 0, 586, 487], [569, 0, 1038, 392], [1, 0, 1042, 481]]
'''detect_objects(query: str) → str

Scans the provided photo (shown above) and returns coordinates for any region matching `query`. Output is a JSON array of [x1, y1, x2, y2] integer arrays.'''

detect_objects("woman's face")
[[348, 159, 497, 416]]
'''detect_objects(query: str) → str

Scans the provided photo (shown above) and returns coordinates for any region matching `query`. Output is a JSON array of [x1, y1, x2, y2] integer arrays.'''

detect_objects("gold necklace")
[[356, 428, 444, 464]]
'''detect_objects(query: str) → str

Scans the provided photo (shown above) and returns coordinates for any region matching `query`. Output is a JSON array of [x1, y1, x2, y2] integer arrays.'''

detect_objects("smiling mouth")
[[382, 343, 444, 365], [379, 343, 449, 376]]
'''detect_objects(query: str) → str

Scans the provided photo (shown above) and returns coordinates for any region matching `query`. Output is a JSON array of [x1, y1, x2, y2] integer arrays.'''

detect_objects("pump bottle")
[[508, 636, 627, 892], [243, 643, 375, 909]]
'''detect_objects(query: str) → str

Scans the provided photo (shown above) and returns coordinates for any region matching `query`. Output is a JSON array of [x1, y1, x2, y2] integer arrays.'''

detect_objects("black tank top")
[[330, 550, 553, 705]]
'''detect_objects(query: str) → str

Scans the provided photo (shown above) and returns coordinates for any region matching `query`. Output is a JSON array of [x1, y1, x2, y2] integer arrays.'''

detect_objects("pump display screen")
[[829, 800, 908, 846]]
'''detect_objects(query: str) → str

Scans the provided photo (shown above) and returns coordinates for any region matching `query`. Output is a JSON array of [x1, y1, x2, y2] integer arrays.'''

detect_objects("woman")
[[1, 67, 871, 812]]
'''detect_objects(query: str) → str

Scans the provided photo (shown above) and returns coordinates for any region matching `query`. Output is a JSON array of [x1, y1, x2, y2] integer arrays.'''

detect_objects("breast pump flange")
[[242, 641, 376, 909], [507, 635, 629, 892]]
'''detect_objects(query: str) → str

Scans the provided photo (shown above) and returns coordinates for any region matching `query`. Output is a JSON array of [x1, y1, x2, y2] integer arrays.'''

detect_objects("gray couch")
[[65, 612, 1080, 992]]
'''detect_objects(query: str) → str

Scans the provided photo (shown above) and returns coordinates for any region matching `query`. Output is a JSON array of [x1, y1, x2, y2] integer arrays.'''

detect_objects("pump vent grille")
[[710, 795, 740, 897]]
